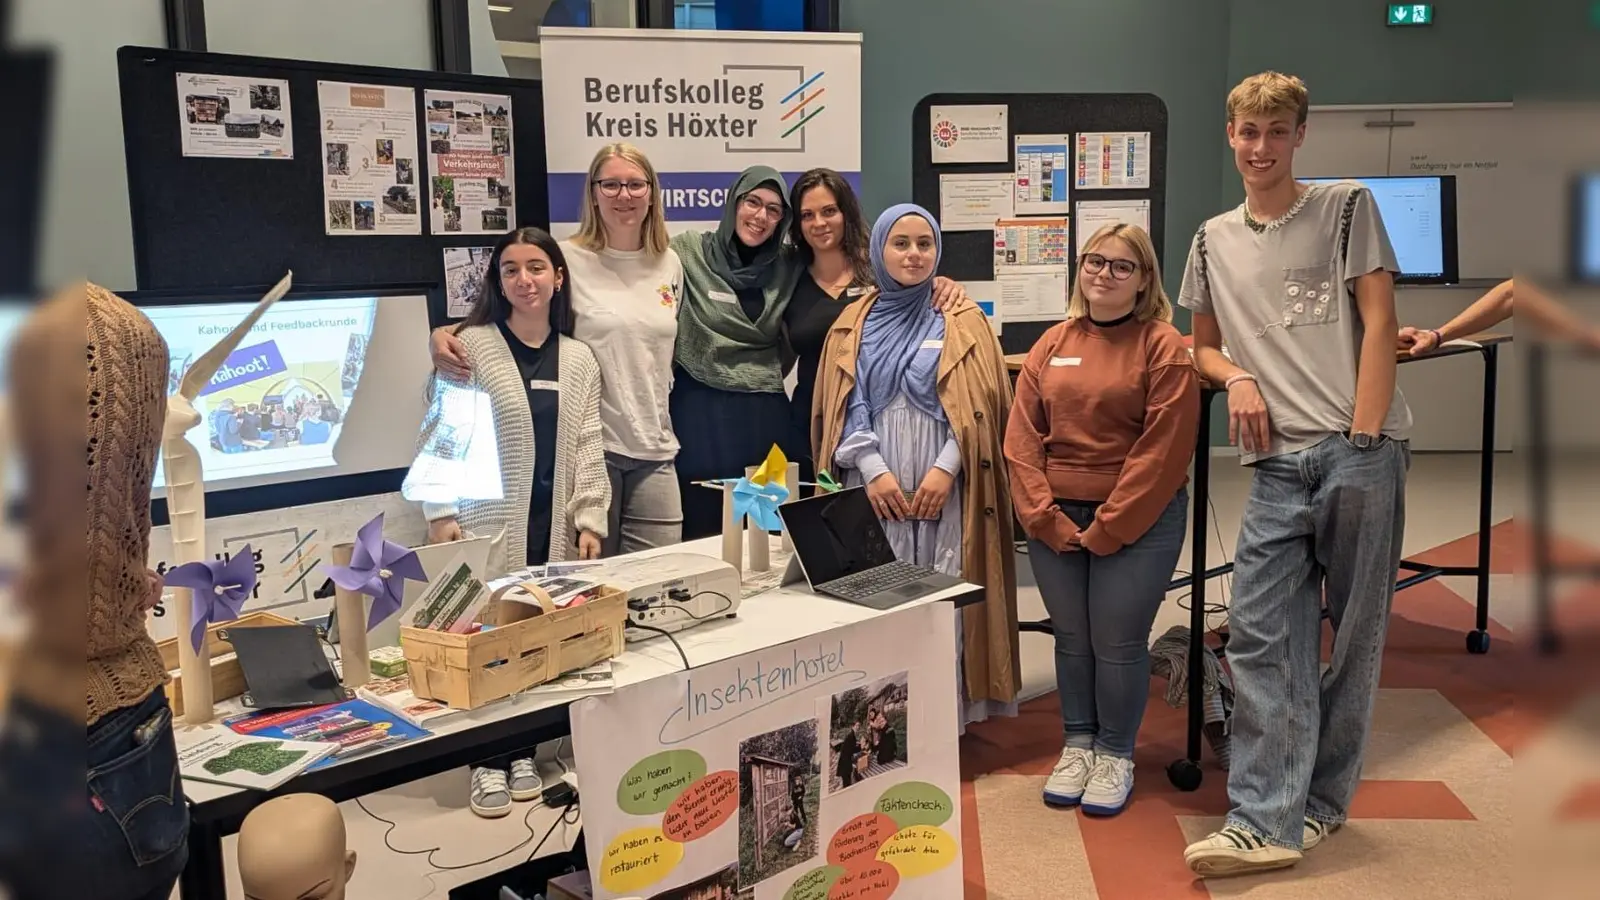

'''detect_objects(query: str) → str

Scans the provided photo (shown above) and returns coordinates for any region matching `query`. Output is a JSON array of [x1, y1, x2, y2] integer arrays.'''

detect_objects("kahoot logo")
[[933, 119, 960, 149], [722, 65, 824, 154], [199, 341, 287, 396]]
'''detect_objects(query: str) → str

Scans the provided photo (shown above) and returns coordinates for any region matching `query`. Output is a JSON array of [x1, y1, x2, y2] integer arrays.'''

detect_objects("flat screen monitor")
[[1574, 172, 1600, 285], [1303, 175, 1459, 285], [0, 290, 434, 503]]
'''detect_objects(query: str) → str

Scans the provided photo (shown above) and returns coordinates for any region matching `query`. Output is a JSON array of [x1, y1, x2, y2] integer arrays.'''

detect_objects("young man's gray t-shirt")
[[1177, 181, 1413, 466]]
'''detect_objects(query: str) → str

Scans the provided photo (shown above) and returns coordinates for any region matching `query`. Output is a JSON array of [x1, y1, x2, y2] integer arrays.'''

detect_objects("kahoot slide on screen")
[[146, 297, 378, 489], [571, 602, 962, 900], [539, 27, 862, 235]]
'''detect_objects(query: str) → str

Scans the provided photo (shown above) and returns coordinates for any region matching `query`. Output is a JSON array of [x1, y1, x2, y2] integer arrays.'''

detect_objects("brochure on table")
[[572, 602, 961, 900]]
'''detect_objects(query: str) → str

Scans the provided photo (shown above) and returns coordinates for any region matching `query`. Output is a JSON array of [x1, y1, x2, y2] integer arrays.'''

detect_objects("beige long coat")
[[812, 294, 1020, 706]]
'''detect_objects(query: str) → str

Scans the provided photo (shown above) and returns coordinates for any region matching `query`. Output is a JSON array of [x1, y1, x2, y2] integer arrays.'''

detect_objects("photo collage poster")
[[424, 90, 516, 235], [571, 602, 963, 900], [317, 81, 421, 236], [176, 72, 294, 160]]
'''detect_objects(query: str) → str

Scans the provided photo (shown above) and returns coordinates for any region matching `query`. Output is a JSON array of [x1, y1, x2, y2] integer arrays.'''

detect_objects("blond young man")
[[1178, 72, 1412, 876]]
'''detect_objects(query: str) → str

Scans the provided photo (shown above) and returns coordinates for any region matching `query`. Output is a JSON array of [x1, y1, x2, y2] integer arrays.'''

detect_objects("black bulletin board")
[[912, 93, 1168, 355], [117, 46, 549, 325]]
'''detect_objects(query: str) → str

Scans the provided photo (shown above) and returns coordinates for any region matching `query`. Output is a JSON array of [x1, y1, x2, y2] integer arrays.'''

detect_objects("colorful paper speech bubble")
[[617, 749, 708, 815], [875, 825, 957, 879], [874, 782, 954, 829], [599, 827, 683, 894], [828, 861, 901, 900], [826, 812, 899, 868], [662, 770, 739, 843], [783, 864, 846, 900]]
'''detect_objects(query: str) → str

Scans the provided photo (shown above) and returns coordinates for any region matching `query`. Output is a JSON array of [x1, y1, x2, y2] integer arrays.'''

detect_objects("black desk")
[[1009, 335, 1511, 790]]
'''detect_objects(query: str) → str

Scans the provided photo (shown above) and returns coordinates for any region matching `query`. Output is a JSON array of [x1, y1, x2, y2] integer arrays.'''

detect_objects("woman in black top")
[[782, 170, 872, 489]]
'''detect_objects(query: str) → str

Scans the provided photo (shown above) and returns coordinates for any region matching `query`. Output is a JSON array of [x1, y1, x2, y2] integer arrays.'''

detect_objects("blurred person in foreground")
[[0, 284, 187, 899]]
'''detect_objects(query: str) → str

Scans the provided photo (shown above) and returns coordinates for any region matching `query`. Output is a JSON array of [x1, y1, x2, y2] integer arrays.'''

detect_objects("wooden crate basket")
[[399, 586, 626, 710], [155, 610, 299, 717]]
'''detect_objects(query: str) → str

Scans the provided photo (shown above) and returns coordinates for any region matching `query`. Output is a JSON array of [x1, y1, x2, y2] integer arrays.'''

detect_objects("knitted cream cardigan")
[[412, 327, 610, 565]]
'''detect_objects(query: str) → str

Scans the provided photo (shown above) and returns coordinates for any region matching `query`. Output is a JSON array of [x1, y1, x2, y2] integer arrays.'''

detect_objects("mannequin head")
[[238, 795, 357, 900]]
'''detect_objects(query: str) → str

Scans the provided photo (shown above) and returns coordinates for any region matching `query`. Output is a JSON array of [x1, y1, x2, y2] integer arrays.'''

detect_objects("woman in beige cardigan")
[[812, 203, 1020, 727]]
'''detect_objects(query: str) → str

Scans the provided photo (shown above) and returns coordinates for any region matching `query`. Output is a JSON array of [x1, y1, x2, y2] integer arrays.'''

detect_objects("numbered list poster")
[[318, 82, 421, 235]]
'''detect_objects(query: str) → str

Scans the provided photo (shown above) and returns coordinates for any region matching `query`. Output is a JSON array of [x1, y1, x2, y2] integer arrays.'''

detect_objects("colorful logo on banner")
[[778, 70, 826, 141], [199, 341, 288, 395], [932, 119, 960, 149]]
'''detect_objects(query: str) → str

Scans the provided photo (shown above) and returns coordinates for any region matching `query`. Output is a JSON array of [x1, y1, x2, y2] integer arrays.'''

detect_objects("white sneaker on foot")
[[508, 757, 543, 801], [1042, 747, 1095, 807], [1080, 755, 1134, 816], [1302, 817, 1340, 850], [470, 767, 512, 818], [1184, 825, 1302, 877]]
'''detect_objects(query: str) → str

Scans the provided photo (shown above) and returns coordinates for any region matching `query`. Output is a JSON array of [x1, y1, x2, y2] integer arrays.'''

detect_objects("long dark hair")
[[456, 227, 574, 336], [787, 168, 873, 287]]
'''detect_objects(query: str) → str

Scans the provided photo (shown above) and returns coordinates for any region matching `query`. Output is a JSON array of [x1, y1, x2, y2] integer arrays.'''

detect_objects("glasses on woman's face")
[[1082, 253, 1139, 280], [740, 194, 785, 221], [594, 178, 650, 199]]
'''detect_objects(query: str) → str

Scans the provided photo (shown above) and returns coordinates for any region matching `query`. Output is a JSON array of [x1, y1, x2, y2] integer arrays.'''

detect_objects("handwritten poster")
[[318, 81, 421, 236], [176, 72, 293, 159], [425, 90, 516, 235], [571, 602, 961, 900]]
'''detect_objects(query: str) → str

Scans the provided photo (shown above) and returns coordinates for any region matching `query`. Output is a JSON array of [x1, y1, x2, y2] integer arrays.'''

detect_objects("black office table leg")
[[1464, 345, 1499, 655], [181, 817, 227, 899], [1168, 389, 1214, 791]]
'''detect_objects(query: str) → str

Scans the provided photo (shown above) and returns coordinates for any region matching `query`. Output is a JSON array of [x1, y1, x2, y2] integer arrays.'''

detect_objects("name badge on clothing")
[[1049, 356, 1082, 367], [708, 290, 737, 304], [527, 380, 561, 392], [920, 339, 944, 350], [846, 286, 868, 297]]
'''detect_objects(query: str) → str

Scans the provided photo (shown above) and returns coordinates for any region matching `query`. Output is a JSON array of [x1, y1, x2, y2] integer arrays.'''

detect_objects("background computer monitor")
[[1574, 172, 1600, 285], [1303, 175, 1460, 286]]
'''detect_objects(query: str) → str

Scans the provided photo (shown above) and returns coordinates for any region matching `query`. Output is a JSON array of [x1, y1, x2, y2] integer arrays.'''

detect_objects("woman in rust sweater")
[[1004, 223, 1199, 817]]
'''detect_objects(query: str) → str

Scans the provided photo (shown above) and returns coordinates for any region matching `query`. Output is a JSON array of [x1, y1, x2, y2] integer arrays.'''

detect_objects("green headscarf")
[[700, 166, 792, 291]]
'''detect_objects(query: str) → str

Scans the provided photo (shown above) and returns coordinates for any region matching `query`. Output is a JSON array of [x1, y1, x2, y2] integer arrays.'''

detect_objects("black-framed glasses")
[[1082, 253, 1139, 280], [740, 194, 785, 221], [594, 179, 650, 198]]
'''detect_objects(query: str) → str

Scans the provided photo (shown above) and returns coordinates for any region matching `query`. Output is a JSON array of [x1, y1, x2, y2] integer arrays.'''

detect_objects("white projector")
[[579, 553, 743, 640]]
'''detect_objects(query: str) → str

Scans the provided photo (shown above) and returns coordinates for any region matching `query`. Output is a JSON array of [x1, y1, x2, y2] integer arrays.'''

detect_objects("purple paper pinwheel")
[[166, 544, 259, 653], [322, 513, 428, 631]]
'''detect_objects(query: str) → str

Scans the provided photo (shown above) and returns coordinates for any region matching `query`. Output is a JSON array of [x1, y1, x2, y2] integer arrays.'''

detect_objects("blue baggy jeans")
[[1223, 433, 1410, 849]]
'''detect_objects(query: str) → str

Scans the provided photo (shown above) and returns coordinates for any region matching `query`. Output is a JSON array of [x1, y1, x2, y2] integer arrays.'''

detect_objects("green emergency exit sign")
[[1388, 4, 1434, 25]]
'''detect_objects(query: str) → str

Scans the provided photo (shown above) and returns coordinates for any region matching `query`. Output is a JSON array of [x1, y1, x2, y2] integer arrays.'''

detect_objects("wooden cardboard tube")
[[332, 543, 370, 690]]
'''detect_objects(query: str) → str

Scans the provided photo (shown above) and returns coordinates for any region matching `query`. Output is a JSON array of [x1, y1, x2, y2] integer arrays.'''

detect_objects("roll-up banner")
[[539, 27, 863, 236]]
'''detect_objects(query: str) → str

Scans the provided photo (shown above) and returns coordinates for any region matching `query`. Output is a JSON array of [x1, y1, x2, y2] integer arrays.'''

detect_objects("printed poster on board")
[[425, 90, 515, 235], [571, 601, 963, 900], [443, 246, 495, 319], [317, 81, 421, 236], [176, 72, 293, 159]]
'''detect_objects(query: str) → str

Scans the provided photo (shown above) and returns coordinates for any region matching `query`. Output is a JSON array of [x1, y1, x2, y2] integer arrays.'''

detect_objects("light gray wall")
[[206, 0, 436, 70], [14, 0, 167, 292]]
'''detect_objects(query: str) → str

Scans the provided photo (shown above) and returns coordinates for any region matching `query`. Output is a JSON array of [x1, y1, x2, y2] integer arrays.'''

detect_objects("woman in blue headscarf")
[[812, 204, 1020, 730]]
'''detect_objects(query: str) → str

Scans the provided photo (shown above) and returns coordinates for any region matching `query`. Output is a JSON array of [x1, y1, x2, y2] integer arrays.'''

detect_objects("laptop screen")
[[780, 487, 898, 585]]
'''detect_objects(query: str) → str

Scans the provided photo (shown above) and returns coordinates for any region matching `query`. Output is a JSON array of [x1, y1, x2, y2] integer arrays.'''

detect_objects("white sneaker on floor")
[[1184, 825, 1302, 877], [1302, 817, 1340, 850], [470, 767, 513, 818], [1080, 756, 1134, 816], [508, 758, 543, 801], [1042, 747, 1096, 807]]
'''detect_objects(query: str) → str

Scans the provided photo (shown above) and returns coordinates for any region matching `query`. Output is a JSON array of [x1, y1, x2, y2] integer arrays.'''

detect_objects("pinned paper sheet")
[[1074, 131, 1152, 189], [1075, 199, 1152, 252]]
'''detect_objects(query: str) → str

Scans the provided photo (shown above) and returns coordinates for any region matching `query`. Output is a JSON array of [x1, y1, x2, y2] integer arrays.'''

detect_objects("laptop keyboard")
[[822, 560, 933, 601]]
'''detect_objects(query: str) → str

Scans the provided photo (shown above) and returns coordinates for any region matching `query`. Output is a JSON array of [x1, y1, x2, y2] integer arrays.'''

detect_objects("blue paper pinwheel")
[[727, 445, 791, 532], [322, 513, 428, 631], [166, 544, 258, 653]]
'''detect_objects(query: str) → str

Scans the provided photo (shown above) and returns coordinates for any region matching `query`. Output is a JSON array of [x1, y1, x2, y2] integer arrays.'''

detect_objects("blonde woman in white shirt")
[[433, 143, 685, 555]]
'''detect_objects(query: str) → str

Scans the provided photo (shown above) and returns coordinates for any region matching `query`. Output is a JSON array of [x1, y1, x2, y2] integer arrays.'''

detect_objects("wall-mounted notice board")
[[912, 92, 1168, 355], [117, 46, 549, 324]]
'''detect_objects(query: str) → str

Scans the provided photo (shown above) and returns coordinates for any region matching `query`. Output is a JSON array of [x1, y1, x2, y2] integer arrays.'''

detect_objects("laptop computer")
[[778, 486, 964, 609]]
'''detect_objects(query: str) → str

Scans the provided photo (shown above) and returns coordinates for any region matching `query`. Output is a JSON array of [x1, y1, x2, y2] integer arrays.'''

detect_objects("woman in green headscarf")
[[668, 166, 803, 539]]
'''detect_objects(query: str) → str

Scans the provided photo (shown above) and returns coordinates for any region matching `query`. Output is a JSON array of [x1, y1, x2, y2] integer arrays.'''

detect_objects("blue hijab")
[[853, 204, 947, 425]]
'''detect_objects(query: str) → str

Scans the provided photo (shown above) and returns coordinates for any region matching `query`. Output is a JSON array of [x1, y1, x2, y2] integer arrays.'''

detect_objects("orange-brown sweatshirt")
[[1004, 315, 1200, 555]]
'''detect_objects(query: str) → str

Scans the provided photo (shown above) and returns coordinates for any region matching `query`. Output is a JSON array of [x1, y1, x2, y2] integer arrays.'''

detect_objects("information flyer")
[[317, 81, 421, 236], [937, 172, 1013, 232], [1074, 131, 1152, 189], [425, 90, 515, 235], [993, 217, 1070, 270], [176, 72, 293, 159], [929, 103, 1009, 164], [1075, 199, 1152, 251], [442, 246, 495, 318], [1013, 134, 1071, 215]]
